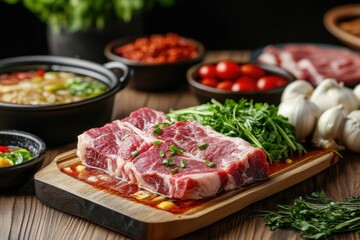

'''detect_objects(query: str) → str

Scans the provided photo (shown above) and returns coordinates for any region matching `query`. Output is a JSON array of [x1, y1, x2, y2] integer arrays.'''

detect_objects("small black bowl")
[[187, 61, 296, 105], [104, 35, 205, 91], [0, 130, 46, 191]]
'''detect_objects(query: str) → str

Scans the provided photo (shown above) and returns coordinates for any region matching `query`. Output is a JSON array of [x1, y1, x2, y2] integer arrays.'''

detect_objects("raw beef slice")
[[77, 107, 269, 200]]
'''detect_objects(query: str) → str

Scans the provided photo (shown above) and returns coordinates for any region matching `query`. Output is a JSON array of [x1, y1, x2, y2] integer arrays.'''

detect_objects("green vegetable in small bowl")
[[0, 130, 46, 191], [0, 146, 33, 167]]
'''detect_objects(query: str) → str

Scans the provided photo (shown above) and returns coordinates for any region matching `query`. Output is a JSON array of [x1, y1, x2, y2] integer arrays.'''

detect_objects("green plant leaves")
[[168, 98, 305, 162], [259, 192, 360, 239], [5, 0, 176, 32]]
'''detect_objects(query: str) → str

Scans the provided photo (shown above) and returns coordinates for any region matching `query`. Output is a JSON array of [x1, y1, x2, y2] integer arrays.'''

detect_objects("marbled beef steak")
[[77, 108, 269, 200]]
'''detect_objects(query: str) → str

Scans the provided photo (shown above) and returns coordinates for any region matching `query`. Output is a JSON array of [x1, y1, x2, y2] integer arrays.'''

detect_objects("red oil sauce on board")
[[61, 163, 207, 214], [268, 148, 335, 174], [61, 148, 334, 214]]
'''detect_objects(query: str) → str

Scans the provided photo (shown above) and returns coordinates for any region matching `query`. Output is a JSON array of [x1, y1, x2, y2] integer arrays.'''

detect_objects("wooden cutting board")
[[34, 148, 338, 240]]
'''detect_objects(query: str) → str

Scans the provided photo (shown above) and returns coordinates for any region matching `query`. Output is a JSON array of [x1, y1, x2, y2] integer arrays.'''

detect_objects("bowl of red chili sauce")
[[104, 33, 205, 91]]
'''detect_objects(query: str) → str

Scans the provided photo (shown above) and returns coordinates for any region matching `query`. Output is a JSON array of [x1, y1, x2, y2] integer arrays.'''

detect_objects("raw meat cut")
[[257, 44, 360, 85], [77, 107, 269, 200]]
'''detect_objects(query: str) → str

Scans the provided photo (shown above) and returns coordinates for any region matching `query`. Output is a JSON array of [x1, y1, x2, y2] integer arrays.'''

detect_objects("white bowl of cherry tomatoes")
[[187, 60, 296, 105]]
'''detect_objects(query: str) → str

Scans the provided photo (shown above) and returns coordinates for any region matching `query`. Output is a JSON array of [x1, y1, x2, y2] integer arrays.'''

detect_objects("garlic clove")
[[312, 130, 345, 151], [281, 79, 314, 102], [340, 87, 360, 114], [354, 84, 360, 102], [316, 105, 346, 140], [310, 79, 338, 113], [348, 110, 360, 121], [310, 78, 359, 113], [341, 113, 360, 153], [278, 95, 320, 141]]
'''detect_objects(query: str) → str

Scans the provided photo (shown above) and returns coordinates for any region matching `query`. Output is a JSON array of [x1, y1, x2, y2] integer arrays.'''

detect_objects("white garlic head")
[[310, 78, 359, 114], [278, 95, 320, 141], [281, 80, 314, 102], [341, 110, 360, 153], [316, 105, 346, 140]]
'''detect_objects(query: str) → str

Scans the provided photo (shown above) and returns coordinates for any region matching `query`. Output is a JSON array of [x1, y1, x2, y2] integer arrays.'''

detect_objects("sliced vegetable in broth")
[[0, 69, 108, 105], [0, 145, 33, 167]]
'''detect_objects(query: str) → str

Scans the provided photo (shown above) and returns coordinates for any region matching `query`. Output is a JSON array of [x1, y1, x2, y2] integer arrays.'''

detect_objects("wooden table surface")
[[1, 51, 360, 240]]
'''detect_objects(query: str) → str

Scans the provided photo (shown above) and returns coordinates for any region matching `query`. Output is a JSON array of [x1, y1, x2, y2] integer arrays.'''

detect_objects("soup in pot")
[[0, 69, 108, 105]]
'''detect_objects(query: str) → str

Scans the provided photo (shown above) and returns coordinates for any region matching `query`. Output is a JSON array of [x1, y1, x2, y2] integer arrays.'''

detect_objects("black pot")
[[0, 56, 130, 146]]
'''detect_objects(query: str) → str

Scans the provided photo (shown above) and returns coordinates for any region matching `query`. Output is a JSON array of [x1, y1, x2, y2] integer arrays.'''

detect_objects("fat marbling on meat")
[[257, 44, 360, 85], [77, 107, 269, 200]]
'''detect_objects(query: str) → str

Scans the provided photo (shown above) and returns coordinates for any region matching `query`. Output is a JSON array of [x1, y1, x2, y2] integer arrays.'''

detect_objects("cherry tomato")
[[0, 146, 10, 153], [240, 64, 265, 79], [216, 80, 233, 90], [215, 60, 240, 80], [36, 69, 46, 77], [256, 76, 288, 91], [275, 77, 288, 87], [198, 64, 217, 79], [231, 76, 257, 92], [199, 78, 218, 88]]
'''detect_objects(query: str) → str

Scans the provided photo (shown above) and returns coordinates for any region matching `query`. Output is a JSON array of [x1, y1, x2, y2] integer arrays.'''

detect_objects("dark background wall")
[[0, 0, 355, 60]]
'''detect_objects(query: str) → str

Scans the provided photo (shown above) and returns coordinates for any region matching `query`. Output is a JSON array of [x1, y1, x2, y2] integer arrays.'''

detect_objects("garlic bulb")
[[316, 105, 346, 139], [281, 80, 314, 101], [312, 105, 346, 150], [348, 110, 360, 120], [341, 110, 360, 153], [354, 84, 360, 102], [278, 95, 320, 141], [310, 78, 359, 114]]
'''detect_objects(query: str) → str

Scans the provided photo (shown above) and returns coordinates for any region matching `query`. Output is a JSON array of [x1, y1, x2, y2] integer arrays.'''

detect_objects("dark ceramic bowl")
[[0, 130, 46, 191], [104, 35, 205, 91], [187, 61, 296, 105], [0, 56, 130, 146]]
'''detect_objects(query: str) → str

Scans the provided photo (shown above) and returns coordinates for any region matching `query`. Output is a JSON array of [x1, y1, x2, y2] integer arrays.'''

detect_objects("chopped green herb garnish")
[[171, 168, 179, 174], [198, 143, 209, 150], [153, 140, 162, 146], [168, 98, 305, 162], [121, 133, 130, 141], [169, 144, 184, 156], [205, 160, 216, 168], [180, 159, 187, 168], [66, 77, 108, 97], [153, 127, 162, 136], [159, 150, 165, 157], [259, 192, 360, 239], [131, 150, 139, 158], [153, 122, 171, 136], [162, 158, 175, 166]]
